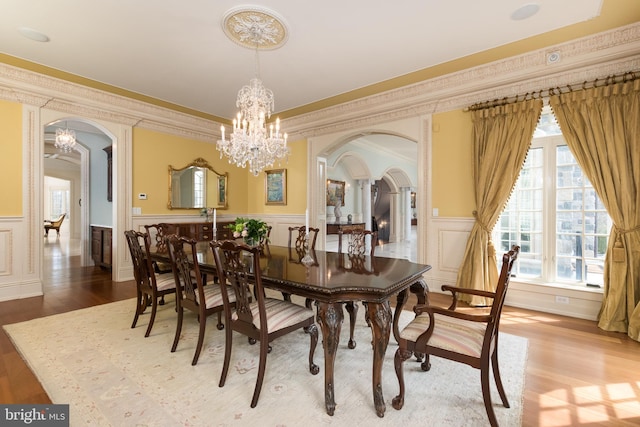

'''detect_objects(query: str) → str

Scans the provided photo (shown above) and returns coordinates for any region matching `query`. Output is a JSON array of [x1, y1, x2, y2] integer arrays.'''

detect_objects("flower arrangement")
[[228, 217, 269, 246]]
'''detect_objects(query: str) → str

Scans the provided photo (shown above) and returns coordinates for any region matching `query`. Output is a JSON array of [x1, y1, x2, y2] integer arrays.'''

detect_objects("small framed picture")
[[326, 179, 345, 206], [265, 169, 287, 205], [217, 174, 228, 208], [411, 191, 416, 208]]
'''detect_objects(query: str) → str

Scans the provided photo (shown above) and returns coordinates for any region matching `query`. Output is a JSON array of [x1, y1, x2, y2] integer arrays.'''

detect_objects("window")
[[492, 109, 612, 287], [193, 168, 205, 208], [50, 189, 69, 218]]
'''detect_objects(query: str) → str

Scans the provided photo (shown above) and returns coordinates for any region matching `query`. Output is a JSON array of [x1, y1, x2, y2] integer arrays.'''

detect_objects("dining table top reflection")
[[155, 242, 431, 417]]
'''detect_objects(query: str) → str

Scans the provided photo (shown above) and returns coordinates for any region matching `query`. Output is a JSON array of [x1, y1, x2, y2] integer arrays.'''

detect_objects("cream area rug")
[[4, 298, 528, 426]]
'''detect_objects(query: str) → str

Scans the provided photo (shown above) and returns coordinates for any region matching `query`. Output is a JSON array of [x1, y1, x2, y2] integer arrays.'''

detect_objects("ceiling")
[[1, 1, 608, 121]]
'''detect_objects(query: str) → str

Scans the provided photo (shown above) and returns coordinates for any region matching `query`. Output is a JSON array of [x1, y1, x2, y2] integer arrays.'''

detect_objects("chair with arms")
[[392, 245, 520, 427], [337, 228, 378, 349], [166, 235, 231, 365], [44, 213, 66, 237], [124, 230, 177, 337], [210, 239, 319, 408]]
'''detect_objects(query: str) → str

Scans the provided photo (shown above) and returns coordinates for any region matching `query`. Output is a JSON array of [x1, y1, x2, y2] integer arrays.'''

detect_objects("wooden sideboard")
[[91, 225, 112, 269], [162, 221, 234, 241], [326, 222, 365, 235]]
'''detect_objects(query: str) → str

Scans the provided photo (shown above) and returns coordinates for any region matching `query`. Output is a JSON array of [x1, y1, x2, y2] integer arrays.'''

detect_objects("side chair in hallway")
[[44, 213, 66, 237]]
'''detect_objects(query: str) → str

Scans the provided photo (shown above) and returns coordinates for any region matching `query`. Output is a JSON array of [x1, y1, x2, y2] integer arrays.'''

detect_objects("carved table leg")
[[316, 302, 344, 416], [365, 300, 392, 418], [393, 278, 429, 360]]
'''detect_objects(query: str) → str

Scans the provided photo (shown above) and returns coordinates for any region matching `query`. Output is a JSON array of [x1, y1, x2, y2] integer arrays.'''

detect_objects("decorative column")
[[389, 191, 400, 243], [401, 187, 412, 241], [359, 179, 372, 231]]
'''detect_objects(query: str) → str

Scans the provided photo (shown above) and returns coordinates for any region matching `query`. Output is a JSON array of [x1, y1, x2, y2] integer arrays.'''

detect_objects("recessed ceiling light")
[[511, 3, 540, 21], [18, 27, 50, 42]]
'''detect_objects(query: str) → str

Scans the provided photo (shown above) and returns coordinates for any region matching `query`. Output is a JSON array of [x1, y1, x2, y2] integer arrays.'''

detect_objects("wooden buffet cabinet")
[[91, 225, 112, 269], [326, 222, 365, 235], [162, 221, 234, 241]]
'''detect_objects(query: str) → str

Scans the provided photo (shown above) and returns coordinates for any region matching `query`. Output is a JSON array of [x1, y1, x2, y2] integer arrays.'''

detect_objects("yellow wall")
[[132, 128, 308, 216], [432, 109, 475, 217], [0, 100, 22, 216], [132, 128, 250, 215], [246, 139, 308, 215]]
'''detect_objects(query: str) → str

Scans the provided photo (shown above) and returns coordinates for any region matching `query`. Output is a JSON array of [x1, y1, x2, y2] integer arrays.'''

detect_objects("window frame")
[[493, 133, 611, 289]]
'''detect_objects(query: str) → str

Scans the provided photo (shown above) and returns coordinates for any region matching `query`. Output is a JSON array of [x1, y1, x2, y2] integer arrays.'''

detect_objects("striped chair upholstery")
[[399, 312, 486, 358], [392, 245, 520, 427], [211, 239, 319, 408]]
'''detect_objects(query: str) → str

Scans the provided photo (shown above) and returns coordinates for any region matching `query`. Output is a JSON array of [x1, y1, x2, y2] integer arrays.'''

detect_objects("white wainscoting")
[[424, 216, 602, 321], [424, 217, 473, 293], [0, 218, 43, 302]]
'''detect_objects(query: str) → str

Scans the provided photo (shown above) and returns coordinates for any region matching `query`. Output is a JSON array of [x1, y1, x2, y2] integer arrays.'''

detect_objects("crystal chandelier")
[[55, 126, 77, 153], [217, 6, 290, 176]]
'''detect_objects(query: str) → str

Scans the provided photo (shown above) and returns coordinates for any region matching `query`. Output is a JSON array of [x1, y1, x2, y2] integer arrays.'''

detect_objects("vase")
[[244, 237, 257, 247]]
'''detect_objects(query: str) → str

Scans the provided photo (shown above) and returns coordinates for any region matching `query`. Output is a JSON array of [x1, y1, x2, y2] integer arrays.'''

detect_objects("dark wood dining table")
[[152, 242, 431, 417]]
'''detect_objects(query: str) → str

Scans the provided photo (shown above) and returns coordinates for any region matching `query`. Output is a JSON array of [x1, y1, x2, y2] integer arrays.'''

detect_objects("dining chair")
[[166, 235, 231, 366], [392, 245, 520, 427], [124, 230, 177, 337], [143, 223, 174, 305], [288, 226, 319, 252], [338, 229, 378, 349], [287, 226, 320, 302], [210, 239, 319, 408]]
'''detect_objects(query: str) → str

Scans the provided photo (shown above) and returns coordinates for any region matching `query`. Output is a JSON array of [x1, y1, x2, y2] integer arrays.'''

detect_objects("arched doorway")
[[39, 110, 124, 285], [322, 132, 418, 258]]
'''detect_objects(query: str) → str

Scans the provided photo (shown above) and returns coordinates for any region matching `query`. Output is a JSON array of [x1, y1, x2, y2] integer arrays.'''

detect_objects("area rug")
[[4, 298, 528, 426]]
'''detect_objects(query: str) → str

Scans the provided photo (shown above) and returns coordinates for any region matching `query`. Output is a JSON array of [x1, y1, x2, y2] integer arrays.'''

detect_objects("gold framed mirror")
[[168, 158, 228, 209]]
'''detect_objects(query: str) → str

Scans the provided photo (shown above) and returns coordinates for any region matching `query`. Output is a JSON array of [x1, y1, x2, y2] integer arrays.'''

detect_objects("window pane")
[[555, 146, 611, 286]]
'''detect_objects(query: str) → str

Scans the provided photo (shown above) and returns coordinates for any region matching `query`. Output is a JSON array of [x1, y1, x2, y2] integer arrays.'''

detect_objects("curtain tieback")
[[473, 210, 492, 234], [614, 224, 640, 235], [611, 225, 640, 263], [473, 211, 496, 257]]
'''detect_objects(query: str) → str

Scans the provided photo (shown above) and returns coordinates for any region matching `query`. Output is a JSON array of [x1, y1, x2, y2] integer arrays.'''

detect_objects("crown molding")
[[284, 22, 640, 138], [0, 63, 220, 142], [1, 22, 639, 142]]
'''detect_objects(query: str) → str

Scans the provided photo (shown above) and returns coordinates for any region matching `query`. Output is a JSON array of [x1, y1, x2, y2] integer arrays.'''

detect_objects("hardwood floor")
[[0, 250, 638, 426]]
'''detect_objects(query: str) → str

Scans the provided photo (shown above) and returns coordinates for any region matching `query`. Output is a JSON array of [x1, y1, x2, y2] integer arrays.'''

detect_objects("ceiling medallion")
[[222, 6, 288, 50], [217, 6, 290, 176]]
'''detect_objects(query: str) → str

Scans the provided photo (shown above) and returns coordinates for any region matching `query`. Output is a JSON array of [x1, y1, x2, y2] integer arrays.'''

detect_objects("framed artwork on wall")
[[326, 179, 345, 206], [217, 175, 228, 208], [265, 169, 287, 205]]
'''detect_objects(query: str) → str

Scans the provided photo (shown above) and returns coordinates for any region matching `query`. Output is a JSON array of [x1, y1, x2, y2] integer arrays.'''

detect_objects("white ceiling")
[[1, 1, 604, 120]]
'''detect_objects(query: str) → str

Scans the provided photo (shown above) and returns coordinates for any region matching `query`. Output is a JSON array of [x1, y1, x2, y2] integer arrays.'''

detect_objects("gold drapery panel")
[[549, 78, 640, 341], [455, 98, 543, 306]]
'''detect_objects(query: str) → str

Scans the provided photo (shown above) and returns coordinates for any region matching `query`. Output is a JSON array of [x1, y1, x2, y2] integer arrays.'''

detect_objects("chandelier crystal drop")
[[217, 6, 290, 176], [55, 127, 77, 153]]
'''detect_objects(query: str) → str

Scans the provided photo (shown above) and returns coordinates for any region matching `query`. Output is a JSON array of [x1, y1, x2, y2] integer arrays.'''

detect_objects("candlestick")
[[305, 209, 309, 231], [213, 208, 217, 230]]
